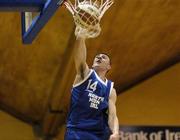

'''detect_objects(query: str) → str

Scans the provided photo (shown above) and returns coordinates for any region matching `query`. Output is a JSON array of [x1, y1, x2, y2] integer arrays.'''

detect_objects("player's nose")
[[96, 56, 102, 60]]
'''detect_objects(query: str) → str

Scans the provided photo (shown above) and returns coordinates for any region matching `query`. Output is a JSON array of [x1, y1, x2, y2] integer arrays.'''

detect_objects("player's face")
[[92, 54, 111, 71]]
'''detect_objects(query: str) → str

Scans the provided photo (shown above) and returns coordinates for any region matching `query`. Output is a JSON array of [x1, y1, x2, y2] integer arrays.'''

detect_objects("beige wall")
[[0, 111, 36, 140], [116, 63, 180, 125]]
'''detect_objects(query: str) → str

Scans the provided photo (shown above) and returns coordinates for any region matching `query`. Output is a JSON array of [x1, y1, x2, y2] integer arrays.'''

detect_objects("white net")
[[64, 0, 114, 38]]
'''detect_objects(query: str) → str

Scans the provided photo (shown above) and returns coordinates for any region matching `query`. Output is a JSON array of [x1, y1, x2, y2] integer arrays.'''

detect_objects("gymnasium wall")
[[116, 63, 180, 125], [0, 110, 36, 140]]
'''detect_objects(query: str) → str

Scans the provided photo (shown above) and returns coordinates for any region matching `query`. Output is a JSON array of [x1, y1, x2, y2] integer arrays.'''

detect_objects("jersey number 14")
[[87, 79, 98, 92]]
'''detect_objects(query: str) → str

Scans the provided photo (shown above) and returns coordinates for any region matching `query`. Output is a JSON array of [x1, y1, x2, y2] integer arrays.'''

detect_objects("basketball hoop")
[[64, 0, 114, 38]]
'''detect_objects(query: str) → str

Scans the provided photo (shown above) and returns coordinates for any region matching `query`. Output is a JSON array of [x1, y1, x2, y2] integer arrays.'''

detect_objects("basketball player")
[[64, 36, 119, 140]]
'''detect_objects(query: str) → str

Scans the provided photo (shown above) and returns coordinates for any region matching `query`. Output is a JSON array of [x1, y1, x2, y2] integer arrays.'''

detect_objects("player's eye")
[[102, 56, 106, 59]]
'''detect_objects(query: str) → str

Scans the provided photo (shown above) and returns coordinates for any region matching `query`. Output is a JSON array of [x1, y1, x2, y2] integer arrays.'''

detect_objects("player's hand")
[[75, 26, 88, 38], [109, 133, 119, 140]]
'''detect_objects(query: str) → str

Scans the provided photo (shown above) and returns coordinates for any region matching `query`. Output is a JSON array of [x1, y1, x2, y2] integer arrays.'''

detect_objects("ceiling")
[[0, 0, 179, 137]]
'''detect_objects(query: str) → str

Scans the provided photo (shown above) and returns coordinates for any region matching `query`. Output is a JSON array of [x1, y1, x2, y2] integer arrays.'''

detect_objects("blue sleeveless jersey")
[[66, 69, 114, 132]]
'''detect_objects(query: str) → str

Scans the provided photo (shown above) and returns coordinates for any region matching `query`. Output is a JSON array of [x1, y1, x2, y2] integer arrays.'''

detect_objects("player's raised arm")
[[73, 37, 90, 80]]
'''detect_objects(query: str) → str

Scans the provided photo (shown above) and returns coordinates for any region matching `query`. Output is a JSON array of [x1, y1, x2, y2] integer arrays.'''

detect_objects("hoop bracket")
[[0, 0, 64, 44]]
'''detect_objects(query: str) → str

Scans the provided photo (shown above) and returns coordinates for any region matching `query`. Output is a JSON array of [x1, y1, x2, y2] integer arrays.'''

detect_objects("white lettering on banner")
[[119, 131, 164, 140], [119, 128, 180, 140], [119, 131, 148, 140], [166, 129, 180, 140], [149, 132, 163, 140]]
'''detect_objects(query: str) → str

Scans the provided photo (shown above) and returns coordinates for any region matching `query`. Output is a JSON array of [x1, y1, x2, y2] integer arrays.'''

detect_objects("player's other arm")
[[108, 88, 119, 140], [74, 37, 90, 81]]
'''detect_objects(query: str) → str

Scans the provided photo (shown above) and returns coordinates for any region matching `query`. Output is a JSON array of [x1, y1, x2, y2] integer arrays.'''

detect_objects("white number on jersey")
[[87, 79, 98, 92]]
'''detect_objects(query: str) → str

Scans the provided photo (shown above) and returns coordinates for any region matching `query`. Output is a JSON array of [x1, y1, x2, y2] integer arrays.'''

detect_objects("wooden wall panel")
[[116, 63, 180, 125], [0, 7, 74, 121], [86, 0, 180, 91], [0, 110, 36, 140]]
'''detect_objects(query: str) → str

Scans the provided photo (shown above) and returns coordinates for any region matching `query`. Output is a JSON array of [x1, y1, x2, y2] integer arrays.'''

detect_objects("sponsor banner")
[[119, 126, 180, 140]]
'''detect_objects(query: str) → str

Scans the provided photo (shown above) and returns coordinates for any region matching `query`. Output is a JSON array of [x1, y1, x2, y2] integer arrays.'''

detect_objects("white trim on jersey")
[[73, 69, 93, 88], [109, 82, 114, 97], [93, 70, 108, 86]]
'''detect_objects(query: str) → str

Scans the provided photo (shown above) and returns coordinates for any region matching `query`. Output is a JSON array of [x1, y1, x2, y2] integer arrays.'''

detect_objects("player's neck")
[[95, 69, 107, 82]]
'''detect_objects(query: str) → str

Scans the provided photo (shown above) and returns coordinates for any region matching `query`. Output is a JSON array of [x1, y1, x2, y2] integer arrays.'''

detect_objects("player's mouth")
[[96, 59, 101, 63]]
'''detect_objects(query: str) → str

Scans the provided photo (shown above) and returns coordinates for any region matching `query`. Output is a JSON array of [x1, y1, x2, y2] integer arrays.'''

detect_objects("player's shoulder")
[[73, 68, 93, 87], [109, 88, 117, 100], [111, 88, 117, 95]]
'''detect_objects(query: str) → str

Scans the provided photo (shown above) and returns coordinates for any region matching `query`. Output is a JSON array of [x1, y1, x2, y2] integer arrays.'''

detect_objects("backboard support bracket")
[[0, 0, 64, 44]]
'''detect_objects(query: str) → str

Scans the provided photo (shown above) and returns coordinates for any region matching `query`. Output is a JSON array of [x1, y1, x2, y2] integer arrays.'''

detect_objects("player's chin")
[[92, 65, 101, 70], [92, 63, 100, 67]]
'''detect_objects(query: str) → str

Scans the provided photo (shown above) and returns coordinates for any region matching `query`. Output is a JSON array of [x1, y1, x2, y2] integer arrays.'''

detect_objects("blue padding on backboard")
[[21, 12, 26, 38], [0, 0, 46, 12], [22, 0, 64, 44]]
